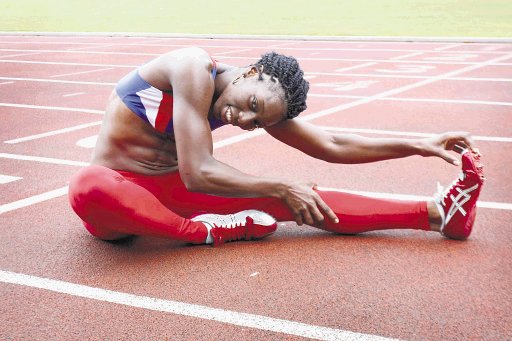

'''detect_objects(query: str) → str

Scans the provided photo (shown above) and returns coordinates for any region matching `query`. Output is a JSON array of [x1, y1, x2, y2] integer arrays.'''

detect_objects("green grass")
[[2, 0, 512, 37]]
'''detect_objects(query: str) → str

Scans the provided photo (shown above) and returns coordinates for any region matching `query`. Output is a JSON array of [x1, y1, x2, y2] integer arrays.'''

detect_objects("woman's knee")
[[82, 221, 132, 241]]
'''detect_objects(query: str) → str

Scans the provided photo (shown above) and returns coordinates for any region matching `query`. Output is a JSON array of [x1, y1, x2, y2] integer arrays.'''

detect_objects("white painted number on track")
[[375, 64, 436, 74], [314, 80, 379, 91], [424, 53, 479, 62], [76, 135, 98, 148], [0, 174, 22, 184]]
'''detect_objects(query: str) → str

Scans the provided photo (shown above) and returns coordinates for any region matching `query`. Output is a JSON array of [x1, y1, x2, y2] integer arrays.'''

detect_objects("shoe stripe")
[[445, 184, 479, 226]]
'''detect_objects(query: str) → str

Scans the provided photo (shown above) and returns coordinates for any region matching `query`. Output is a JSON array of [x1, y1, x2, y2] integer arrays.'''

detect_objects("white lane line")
[[0, 81, 14, 85], [0, 52, 41, 58], [4, 73, 512, 87], [50, 67, 114, 78], [4, 121, 102, 144], [0, 48, 158, 57], [0, 186, 69, 214], [0, 76, 115, 86], [308, 93, 512, 106], [213, 130, 266, 148], [390, 52, 424, 60], [383, 97, 512, 106], [317, 187, 512, 211], [214, 48, 254, 56], [307, 72, 512, 82], [216, 55, 512, 66], [0, 59, 136, 68], [0, 103, 103, 114], [303, 53, 512, 122], [319, 126, 512, 143], [335, 62, 377, 73], [0, 153, 89, 167], [0, 270, 395, 341], [62, 92, 86, 97], [0, 174, 22, 184], [67, 44, 115, 51]]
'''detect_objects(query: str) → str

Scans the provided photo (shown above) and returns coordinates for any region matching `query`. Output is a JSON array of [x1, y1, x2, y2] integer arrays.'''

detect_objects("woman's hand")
[[420, 132, 478, 165], [280, 181, 338, 226]]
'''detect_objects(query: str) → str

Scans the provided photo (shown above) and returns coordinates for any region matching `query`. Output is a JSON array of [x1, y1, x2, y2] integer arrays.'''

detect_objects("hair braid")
[[255, 52, 309, 119]]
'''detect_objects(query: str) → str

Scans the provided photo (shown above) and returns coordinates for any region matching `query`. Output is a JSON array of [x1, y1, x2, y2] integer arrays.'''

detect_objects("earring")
[[232, 74, 244, 85]]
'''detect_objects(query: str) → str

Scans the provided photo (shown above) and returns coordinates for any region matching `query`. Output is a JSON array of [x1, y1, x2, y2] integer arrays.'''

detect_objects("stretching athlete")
[[68, 47, 484, 246]]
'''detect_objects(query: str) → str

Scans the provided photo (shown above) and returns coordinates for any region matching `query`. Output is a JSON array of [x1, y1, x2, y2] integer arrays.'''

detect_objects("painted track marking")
[[303, 53, 512, 122], [335, 62, 377, 72], [62, 92, 86, 97], [317, 187, 512, 211], [0, 76, 116, 86], [76, 135, 98, 148], [4, 121, 102, 144], [0, 153, 89, 167], [308, 93, 512, 106], [390, 52, 425, 60], [0, 174, 22, 184], [0, 270, 396, 341], [0, 102, 103, 114], [0, 186, 69, 214], [50, 67, 114, 78]]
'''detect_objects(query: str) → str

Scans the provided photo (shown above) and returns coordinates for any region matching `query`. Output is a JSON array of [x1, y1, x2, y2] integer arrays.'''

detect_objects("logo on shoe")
[[445, 183, 479, 225]]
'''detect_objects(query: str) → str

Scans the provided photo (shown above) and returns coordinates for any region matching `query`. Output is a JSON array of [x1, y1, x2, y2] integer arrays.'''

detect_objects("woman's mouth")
[[224, 105, 234, 124]]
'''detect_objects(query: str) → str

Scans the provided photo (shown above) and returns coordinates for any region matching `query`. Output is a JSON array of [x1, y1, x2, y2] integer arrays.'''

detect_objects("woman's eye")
[[252, 97, 257, 110]]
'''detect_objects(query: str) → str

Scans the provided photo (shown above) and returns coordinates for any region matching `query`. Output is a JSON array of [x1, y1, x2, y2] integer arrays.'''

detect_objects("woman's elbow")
[[180, 172, 208, 192]]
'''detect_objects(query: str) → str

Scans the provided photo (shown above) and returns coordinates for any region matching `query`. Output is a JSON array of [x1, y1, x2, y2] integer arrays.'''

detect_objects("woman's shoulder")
[[141, 47, 214, 90]]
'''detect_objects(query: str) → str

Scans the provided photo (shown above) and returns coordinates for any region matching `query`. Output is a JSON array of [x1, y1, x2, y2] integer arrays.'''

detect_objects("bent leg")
[[68, 165, 207, 243]]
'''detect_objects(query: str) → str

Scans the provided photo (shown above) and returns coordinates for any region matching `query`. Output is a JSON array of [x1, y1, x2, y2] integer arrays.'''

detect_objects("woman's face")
[[213, 68, 287, 131]]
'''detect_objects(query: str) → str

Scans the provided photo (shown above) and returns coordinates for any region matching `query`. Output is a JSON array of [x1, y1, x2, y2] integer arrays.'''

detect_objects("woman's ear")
[[232, 65, 264, 84], [245, 65, 259, 77]]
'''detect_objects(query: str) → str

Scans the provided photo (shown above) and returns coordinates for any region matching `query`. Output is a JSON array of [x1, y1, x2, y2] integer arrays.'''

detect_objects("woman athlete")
[[68, 47, 484, 246]]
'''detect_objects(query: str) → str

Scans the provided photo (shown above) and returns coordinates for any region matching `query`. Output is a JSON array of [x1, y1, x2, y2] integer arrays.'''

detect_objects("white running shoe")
[[191, 210, 277, 246]]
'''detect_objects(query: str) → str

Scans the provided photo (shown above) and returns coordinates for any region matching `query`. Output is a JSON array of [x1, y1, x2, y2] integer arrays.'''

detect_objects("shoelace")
[[209, 214, 247, 229], [212, 217, 253, 244], [434, 171, 466, 207]]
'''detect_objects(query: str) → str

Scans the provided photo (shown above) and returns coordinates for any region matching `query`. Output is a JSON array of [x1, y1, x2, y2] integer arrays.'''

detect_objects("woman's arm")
[[265, 119, 476, 165], [170, 50, 337, 226]]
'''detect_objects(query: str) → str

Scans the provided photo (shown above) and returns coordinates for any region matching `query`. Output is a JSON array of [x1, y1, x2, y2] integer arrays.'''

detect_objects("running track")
[[0, 35, 511, 340]]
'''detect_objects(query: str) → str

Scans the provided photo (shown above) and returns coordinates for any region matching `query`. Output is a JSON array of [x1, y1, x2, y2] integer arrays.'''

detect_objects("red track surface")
[[0, 35, 511, 340]]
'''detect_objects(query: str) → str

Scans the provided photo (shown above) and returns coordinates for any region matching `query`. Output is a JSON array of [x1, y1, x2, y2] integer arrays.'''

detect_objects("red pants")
[[68, 165, 430, 243]]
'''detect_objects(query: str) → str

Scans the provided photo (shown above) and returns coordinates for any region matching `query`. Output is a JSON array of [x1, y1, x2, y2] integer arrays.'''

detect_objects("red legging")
[[68, 165, 430, 243]]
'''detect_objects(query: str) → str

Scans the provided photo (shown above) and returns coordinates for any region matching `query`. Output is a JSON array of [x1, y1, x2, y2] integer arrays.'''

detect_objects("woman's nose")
[[237, 111, 255, 129]]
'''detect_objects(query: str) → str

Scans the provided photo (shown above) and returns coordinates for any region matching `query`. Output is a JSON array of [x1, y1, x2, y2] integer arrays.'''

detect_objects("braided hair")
[[254, 52, 309, 119]]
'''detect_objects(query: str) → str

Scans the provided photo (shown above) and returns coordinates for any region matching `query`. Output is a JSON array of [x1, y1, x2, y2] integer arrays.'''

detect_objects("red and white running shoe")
[[434, 149, 485, 240], [191, 210, 277, 246]]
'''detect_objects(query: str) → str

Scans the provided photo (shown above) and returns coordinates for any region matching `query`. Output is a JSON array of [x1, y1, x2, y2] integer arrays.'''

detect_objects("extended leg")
[[159, 175, 431, 234]]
